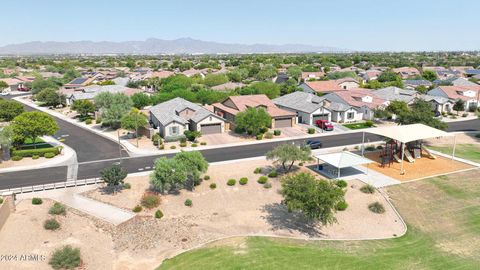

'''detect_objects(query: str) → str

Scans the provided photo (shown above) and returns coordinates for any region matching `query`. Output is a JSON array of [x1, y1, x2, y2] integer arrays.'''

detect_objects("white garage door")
[[201, 123, 222, 134]]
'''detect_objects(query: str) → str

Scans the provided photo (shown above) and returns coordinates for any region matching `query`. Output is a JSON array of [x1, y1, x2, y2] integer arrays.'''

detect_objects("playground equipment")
[[421, 145, 437, 159]]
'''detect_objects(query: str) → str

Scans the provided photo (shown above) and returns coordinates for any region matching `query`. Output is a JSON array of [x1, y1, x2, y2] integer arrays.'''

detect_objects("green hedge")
[[12, 146, 62, 158]]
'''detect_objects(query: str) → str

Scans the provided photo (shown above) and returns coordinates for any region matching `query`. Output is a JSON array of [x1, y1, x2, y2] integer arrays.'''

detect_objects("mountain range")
[[0, 38, 346, 55]]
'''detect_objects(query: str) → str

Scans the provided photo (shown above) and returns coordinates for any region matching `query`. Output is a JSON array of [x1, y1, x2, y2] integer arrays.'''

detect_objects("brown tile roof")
[[213, 94, 295, 118], [437, 86, 480, 101], [333, 88, 387, 109], [304, 78, 358, 93]]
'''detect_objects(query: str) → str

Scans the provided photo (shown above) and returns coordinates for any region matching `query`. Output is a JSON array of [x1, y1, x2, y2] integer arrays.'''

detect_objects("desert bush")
[[335, 180, 348, 188], [184, 199, 193, 207], [123, 183, 131, 189], [32, 198, 43, 205], [191, 143, 198, 147], [132, 205, 142, 212], [159, 145, 165, 150], [204, 175, 210, 180], [180, 142, 187, 147], [360, 184, 375, 194], [256, 133, 263, 140], [209, 183, 217, 189], [239, 177, 248, 185], [365, 120, 374, 127], [257, 176, 268, 184], [376, 145, 383, 150], [298, 162, 304, 166], [152, 133, 162, 146], [368, 202, 385, 213], [462, 113, 468, 117], [85, 119, 92, 124], [263, 182, 272, 189], [49, 245, 81, 270], [307, 128, 315, 134], [365, 145, 375, 151], [95, 118, 102, 124], [11, 155, 23, 161], [268, 170, 278, 178], [273, 130, 281, 136], [155, 209, 164, 219], [200, 142, 207, 145], [32, 155, 40, 159], [227, 179, 236, 186], [475, 133, 480, 138], [44, 218, 60, 230], [180, 137, 187, 143], [44, 152, 56, 158], [141, 192, 161, 209], [264, 132, 273, 139], [336, 201, 348, 211], [49, 202, 66, 215], [0, 197, 3, 204], [170, 145, 176, 149], [254, 167, 262, 174]]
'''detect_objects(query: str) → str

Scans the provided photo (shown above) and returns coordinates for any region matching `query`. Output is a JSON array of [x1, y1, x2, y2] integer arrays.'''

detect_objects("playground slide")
[[404, 150, 415, 163], [421, 146, 437, 159], [393, 154, 402, 163]]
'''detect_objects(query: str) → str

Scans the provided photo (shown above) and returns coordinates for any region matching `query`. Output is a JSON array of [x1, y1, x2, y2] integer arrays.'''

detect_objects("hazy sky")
[[1, 0, 478, 51]]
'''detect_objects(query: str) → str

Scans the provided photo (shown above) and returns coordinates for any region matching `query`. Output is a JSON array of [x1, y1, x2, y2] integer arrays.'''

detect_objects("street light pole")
[[117, 129, 122, 163]]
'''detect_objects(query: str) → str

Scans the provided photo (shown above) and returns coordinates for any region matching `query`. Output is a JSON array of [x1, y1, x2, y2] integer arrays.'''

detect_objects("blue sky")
[[1, 0, 478, 51]]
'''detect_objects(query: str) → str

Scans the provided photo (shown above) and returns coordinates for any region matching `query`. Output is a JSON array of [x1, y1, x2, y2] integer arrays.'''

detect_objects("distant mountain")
[[0, 38, 347, 55]]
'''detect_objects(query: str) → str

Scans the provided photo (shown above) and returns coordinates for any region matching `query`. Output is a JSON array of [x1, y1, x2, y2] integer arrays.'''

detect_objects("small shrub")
[[204, 175, 210, 180], [180, 142, 187, 147], [32, 155, 40, 159], [254, 167, 262, 174], [85, 119, 92, 125], [263, 182, 272, 189], [256, 133, 263, 140], [354, 145, 360, 150], [264, 132, 273, 139], [184, 199, 193, 207], [159, 145, 165, 150], [257, 176, 268, 184], [32, 197, 43, 205], [360, 184, 375, 194], [155, 209, 164, 219], [180, 137, 187, 143], [273, 130, 281, 136], [209, 183, 217, 189], [234, 126, 245, 134], [95, 118, 102, 124], [123, 183, 131, 189], [336, 201, 348, 211], [152, 133, 162, 146], [365, 120, 374, 127], [335, 180, 348, 188], [49, 245, 81, 270], [268, 170, 278, 178], [376, 145, 383, 150], [298, 162, 304, 166], [49, 202, 66, 215], [227, 179, 236, 186], [191, 143, 198, 147], [170, 145, 176, 149], [368, 202, 385, 214], [11, 155, 23, 161], [365, 145, 375, 151], [200, 142, 207, 145], [141, 192, 161, 209], [44, 152, 56, 158], [475, 133, 480, 138], [307, 128, 315, 134], [462, 113, 468, 117], [239, 177, 248, 185], [0, 197, 3, 204], [44, 218, 60, 230], [132, 205, 142, 212]]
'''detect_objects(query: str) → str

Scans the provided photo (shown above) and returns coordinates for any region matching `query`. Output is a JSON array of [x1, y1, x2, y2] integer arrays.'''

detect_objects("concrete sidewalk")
[[17, 186, 134, 226]]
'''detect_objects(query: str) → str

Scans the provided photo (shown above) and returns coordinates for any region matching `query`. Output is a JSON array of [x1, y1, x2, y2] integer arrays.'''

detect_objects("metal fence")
[[0, 177, 102, 195]]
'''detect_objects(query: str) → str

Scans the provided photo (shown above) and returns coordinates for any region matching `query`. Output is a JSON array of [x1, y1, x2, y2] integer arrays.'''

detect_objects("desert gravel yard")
[[84, 158, 405, 268]]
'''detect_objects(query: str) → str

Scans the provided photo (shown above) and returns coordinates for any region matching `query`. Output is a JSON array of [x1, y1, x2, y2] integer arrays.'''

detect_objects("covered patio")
[[315, 151, 373, 179]]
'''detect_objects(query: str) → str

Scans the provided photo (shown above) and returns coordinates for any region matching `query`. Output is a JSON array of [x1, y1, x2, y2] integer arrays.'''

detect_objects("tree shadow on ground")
[[261, 203, 324, 237]]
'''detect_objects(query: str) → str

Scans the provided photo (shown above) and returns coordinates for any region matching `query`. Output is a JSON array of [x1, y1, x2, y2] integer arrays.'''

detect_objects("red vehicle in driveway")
[[315, 120, 334, 131]]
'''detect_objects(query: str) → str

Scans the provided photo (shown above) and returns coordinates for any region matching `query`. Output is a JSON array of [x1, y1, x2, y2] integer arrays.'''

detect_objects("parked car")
[[305, 140, 322, 149], [1, 91, 9, 96], [315, 120, 334, 131]]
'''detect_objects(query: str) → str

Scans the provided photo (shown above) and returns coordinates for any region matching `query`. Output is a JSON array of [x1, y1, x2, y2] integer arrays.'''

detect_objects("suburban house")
[[300, 78, 359, 95], [273, 91, 332, 125], [323, 89, 388, 121], [427, 85, 480, 111], [374, 86, 420, 104], [422, 95, 453, 114], [212, 94, 296, 128], [0, 78, 27, 92], [450, 77, 479, 87], [149, 97, 226, 139], [403, 79, 432, 90], [393, 67, 421, 79], [64, 77, 95, 89], [464, 69, 480, 77], [61, 85, 143, 106], [301, 71, 325, 81], [211, 82, 245, 91], [360, 69, 382, 82]]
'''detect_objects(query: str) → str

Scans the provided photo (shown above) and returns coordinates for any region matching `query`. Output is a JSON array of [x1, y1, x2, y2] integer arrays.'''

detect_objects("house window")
[[347, 112, 355, 119], [170, 126, 179, 135]]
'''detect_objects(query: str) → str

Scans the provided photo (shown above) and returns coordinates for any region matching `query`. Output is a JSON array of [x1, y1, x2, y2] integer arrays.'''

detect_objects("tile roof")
[[433, 85, 480, 101], [374, 86, 418, 103], [149, 97, 219, 126], [273, 91, 326, 113], [70, 85, 142, 100], [303, 78, 358, 93], [211, 82, 245, 91], [213, 94, 295, 118], [330, 88, 387, 109]]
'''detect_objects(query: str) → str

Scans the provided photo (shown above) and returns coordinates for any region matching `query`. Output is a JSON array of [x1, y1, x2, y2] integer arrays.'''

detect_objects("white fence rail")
[[0, 178, 102, 195]]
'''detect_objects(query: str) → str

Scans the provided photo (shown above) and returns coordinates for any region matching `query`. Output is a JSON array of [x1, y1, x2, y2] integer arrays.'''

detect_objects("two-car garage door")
[[200, 123, 222, 134], [312, 114, 329, 122], [274, 118, 293, 128]]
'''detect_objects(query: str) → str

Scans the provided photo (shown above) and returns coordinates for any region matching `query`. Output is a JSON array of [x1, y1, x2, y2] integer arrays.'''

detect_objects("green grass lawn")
[[157, 169, 480, 270], [428, 144, 480, 163], [343, 122, 374, 130]]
